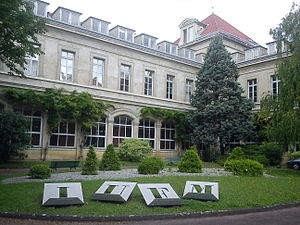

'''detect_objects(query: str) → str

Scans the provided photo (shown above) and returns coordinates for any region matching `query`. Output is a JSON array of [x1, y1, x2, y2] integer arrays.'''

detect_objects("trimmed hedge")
[[138, 157, 164, 174], [224, 159, 263, 176], [178, 146, 202, 173], [99, 144, 121, 171], [28, 164, 51, 179], [118, 139, 152, 162]]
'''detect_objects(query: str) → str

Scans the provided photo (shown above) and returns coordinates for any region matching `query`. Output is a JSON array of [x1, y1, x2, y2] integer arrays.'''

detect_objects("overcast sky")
[[46, 0, 299, 47]]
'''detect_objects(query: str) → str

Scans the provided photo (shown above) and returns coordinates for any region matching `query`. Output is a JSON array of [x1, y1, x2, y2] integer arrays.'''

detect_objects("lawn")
[[0, 168, 299, 216]]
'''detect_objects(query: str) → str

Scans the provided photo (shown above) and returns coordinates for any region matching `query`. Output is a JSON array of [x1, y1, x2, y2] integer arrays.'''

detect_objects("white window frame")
[[49, 120, 76, 148], [185, 79, 194, 103], [160, 121, 176, 151], [144, 70, 154, 96], [184, 49, 195, 60], [166, 43, 178, 55], [33, 1, 47, 17], [60, 9, 79, 26], [187, 26, 193, 42], [60, 50, 74, 82], [248, 79, 257, 102], [120, 64, 131, 92], [138, 118, 155, 149], [92, 19, 108, 34], [85, 118, 106, 149], [92, 58, 104, 87], [118, 28, 133, 42], [113, 115, 132, 147], [25, 53, 39, 77], [166, 75, 175, 99], [272, 76, 280, 96]]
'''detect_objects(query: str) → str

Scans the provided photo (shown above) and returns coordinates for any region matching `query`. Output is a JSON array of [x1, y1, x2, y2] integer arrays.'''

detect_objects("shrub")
[[99, 144, 121, 171], [242, 145, 269, 166], [178, 146, 203, 173], [118, 139, 152, 162], [82, 146, 98, 175], [289, 151, 300, 160], [227, 147, 245, 161], [138, 157, 164, 174], [260, 142, 283, 165], [28, 164, 51, 179], [224, 159, 263, 176]]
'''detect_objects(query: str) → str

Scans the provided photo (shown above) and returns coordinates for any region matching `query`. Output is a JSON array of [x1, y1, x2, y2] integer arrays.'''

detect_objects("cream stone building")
[[0, 0, 280, 160]]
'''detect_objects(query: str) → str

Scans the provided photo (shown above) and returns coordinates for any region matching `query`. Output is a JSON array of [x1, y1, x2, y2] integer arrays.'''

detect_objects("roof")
[[200, 13, 257, 45]]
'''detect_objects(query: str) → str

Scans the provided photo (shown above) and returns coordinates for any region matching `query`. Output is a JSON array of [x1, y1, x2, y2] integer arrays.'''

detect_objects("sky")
[[45, 0, 299, 47]]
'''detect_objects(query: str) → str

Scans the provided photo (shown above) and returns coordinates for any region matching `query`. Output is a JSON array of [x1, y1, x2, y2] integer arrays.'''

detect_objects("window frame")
[[247, 79, 257, 102], [92, 57, 105, 87], [25, 53, 39, 77], [120, 64, 131, 92], [160, 121, 176, 151], [60, 50, 75, 82], [49, 120, 76, 148], [144, 70, 154, 96], [271, 75, 280, 97], [84, 118, 107, 149], [112, 115, 133, 147], [166, 74, 175, 99], [185, 79, 194, 103], [138, 118, 155, 149]]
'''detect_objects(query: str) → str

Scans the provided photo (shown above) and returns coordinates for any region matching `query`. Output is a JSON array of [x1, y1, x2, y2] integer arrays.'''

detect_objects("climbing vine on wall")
[[140, 107, 191, 142], [3, 88, 111, 132]]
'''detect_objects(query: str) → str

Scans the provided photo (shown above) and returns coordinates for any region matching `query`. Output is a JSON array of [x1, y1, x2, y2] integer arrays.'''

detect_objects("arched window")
[[84, 117, 106, 148], [113, 115, 132, 147], [138, 118, 155, 148], [160, 121, 175, 151]]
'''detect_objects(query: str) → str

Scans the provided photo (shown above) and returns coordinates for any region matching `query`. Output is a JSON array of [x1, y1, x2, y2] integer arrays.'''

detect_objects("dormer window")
[[183, 26, 193, 43], [51, 7, 81, 26], [184, 49, 195, 60], [166, 43, 178, 55], [109, 26, 135, 42], [143, 36, 156, 48], [31, 0, 48, 17], [134, 34, 157, 49], [92, 19, 109, 34]]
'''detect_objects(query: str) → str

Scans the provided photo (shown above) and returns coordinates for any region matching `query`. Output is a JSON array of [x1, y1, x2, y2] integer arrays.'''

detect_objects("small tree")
[[81, 146, 98, 175], [178, 146, 203, 173], [118, 139, 152, 162], [0, 112, 30, 162], [99, 144, 121, 171], [189, 35, 254, 159]]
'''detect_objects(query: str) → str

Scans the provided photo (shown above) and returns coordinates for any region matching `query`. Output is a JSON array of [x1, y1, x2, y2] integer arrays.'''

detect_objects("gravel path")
[[2, 168, 233, 184]]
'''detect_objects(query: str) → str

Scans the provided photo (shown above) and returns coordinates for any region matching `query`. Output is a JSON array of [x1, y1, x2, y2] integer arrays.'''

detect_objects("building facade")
[[0, 0, 280, 160]]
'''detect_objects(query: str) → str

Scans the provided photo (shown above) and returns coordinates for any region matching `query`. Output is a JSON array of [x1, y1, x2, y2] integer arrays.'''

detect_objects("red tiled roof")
[[201, 13, 257, 45]]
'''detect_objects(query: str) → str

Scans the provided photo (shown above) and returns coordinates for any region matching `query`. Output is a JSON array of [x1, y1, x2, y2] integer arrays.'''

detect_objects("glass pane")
[[160, 141, 165, 150], [120, 116, 126, 124], [59, 135, 67, 146], [113, 125, 119, 136], [98, 137, 105, 147], [31, 134, 40, 146], [68, 122, 75, 134], [49, 135, 58, 146], [171, 141, 175, 150], [85, 137, 91, 147], [92, 19, 100, 32], [138, 127, 143, 138], [145, 128, 149, 138], [91, 125, 97, 135], [161, 129, 165, 139], [32, 118, 41, 132], [99, 124, 105, 136], [120, 126, 125, 137], [150, 140, 154, 149], [150, 128, 155, 138], [126, 127, 131, 137], [91, 137, 97, 147], [113, 138, 119, 147], [60, 121, 67, 133], [67, 136, 75, 146]]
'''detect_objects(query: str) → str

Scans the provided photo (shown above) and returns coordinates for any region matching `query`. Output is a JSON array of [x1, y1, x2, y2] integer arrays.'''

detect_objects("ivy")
[[3, 88, 111, 132], [140, 107, 191, 141]]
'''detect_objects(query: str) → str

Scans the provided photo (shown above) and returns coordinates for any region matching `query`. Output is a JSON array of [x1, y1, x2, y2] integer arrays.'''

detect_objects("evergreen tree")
[[99, 144, 121, 171], [81, 146, 98, 175], [189, 35, 254, 158], [261, 3, 300, 151]]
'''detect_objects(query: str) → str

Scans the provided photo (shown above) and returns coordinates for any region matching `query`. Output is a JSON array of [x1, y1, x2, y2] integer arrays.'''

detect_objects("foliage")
[[260, 142, 283, 166], [81, 146, 98, 175], [117, 139, 152, 162], [28, 164, 51, 179], [99, 144, 121, 171], [262, 3, 300, 151], [189, 35, 254, 155], [137, 157, 164, 174], [140, 107, 191, 141], [227, 147, 245, 161], [242, 145, 269, 166], [178, 146, 203, 173], [201, 145, 220, 162], [0, 0, 47, 76], [224, 159, 263, 176], [252, 111, 272, 143], [0, 112, 30, 162], [288, 151, 300, 160]]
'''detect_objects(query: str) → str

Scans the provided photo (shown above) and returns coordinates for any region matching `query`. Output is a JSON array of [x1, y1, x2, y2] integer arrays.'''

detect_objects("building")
[[0, 0, 280, 160]]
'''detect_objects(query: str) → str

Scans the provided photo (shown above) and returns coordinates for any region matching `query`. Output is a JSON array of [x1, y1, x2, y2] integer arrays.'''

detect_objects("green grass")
[[0, 171, 300, 216]]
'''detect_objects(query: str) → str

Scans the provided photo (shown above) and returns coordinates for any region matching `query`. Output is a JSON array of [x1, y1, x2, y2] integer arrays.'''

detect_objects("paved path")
[[0, 206, 299, 225]]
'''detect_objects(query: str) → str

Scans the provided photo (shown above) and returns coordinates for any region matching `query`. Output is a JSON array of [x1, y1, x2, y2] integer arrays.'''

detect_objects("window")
[[92, 58, 104, 87], [60, 50, 74, 82], [166, 75, 175, 99], [185, 79, 194, 102], [138, 118, 155, 148], [248, 79, 257, 102], [85, 118, 106, 148], [183, 26, 193, 43], [118, 28, 133, 42], [144, 70, 154, 96], [113, 115, 132, 147], [92, 19, 108, 34], [60, 9, 79, 26], [184, 49, 195, 60], [33, 1, 47, 17], [272, 76, 280, 96], [15, 108, 42, 147], [25, 53, 39, 77], [160, 121, 175, 151], [49, 120, 76, 147], [166, 43, 177, 55], [143, 36, 156, 48], [120, 64, 130, 92]]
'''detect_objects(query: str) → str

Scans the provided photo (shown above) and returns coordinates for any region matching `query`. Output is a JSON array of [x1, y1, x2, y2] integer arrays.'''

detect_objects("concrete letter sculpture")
[[138, 183, 183, 206], [42, 183, 84, 206], [183, 181, 219, 201], [91, 181, 137, 202]]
